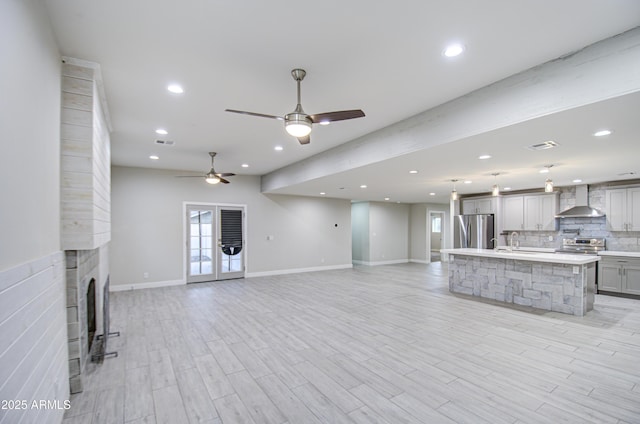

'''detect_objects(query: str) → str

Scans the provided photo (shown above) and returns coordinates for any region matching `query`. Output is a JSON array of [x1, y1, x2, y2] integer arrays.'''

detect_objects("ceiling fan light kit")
[[284, 112, 312, 137], [176, 152, 235, 185], [225, 68, 365, 145], [205, 174, 221, 184]]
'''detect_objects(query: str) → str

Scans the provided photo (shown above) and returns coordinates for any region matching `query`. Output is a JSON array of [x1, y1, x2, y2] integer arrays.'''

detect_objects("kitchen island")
[[441, 248, 600, 316]]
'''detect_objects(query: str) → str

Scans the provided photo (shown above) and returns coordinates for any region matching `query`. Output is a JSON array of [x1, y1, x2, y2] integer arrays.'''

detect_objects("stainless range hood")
[[555, 185, 605, 218]]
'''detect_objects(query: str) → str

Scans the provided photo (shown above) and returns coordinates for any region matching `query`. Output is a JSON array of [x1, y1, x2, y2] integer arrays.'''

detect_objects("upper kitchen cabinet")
[[523, 193, 558, 231], [605, 187, 640, 231], [462, 197, 497, 214], [502, 195, 524, 231]]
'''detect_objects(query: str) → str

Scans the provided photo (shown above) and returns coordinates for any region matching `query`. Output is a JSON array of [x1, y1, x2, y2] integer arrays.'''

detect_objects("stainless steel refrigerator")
[[454, 214, 495, 249]]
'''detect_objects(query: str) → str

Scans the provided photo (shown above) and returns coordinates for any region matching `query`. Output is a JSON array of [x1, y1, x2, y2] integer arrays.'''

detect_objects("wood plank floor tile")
[[152, 385, 189, 424], [212, 393, 257, 424], [73, 263, 640, 424], [175, 367, 220, 423], [226, 370, 286, 424]]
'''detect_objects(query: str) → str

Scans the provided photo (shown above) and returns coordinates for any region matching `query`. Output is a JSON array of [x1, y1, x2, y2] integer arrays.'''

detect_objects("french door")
[[186, 204, 245, 283]]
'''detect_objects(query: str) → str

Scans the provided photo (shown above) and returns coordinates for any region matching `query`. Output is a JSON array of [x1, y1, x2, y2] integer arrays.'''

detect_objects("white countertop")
[[598, 251, 640, 258], [441, 248, 600, 265]]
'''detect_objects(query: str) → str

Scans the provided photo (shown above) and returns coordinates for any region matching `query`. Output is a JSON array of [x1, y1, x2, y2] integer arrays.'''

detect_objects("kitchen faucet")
[[509, 232, 519, 251]]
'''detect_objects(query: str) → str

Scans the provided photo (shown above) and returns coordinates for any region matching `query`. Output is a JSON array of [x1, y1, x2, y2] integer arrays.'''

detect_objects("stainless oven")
[[555, 237, 606, 292]]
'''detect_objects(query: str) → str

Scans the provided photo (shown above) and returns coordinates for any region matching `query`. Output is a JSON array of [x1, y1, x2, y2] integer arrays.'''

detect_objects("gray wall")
[[110, 166, 353, 286], [352, 201, 449, 265], [0, 1, 69, 423], [369, 202, 410, 263]]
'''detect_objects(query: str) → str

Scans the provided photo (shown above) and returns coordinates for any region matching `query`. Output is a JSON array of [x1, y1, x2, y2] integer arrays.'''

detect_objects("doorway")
[[428, 210, 445, 262], [186, 204, 245, 283]]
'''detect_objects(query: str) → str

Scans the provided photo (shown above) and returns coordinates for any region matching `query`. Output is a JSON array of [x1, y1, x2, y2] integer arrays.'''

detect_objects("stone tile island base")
[[448, 255, 596, 316]]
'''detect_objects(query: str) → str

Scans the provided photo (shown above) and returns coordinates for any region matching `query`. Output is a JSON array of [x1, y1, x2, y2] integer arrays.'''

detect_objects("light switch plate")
[[573, 266, 580, 274]]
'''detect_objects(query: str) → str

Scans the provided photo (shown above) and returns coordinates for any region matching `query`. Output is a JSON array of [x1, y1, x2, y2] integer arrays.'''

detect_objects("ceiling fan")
[[176, 152, 235, 184], [225, 68, 365, 145]]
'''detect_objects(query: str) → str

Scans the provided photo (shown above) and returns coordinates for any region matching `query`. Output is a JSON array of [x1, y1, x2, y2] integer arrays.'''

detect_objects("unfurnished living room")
[[2, 1, 640, 423]]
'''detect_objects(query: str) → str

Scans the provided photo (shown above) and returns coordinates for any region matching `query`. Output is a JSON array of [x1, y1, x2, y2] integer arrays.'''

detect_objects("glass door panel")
[[187, 207, 216, 283], [217, 207, 245, 280], [186, 204, 245, 283]]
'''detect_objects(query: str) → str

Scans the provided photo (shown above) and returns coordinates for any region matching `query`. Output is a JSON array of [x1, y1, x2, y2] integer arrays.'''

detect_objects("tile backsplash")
[[503, 183, 640, 252]]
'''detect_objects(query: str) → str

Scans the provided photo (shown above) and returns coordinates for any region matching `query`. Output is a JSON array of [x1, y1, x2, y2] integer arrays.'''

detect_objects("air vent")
[[527, 140, 559, 151], [154, 139, 175, 146]]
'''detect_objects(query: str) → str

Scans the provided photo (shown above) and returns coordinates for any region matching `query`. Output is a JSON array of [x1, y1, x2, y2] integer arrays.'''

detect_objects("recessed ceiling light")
[[149, 155, 159, 160], [409, 170, 418, 174], [443, 43, 465, 58], [384, 197, 390, 201], [274, 145, 283, 151], [320, 192, 326, 195], [539, 169, 549, 174], [573, 179, 583, 183], [155, 128, 168, 135], [594, 129, 612, 137], [478, 154, 491, 160], [429, 192, 436, 196], [241, 163, 249, 168], [360, 185, 367, 188], [167, 84, 184, 94], [319, 121, 330, 126], [464, 180, 472, 184], [503, 187, 512, 191]]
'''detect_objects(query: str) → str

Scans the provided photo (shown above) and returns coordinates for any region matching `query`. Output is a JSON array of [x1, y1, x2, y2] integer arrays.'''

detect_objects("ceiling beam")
[[261, 26, 640, 193]]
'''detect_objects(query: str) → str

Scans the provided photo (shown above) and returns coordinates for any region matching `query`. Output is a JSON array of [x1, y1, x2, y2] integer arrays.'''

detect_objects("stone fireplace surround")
[[65, 249, 103, 394]]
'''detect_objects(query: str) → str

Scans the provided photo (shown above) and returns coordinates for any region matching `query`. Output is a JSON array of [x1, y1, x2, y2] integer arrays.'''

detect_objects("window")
[[432, 215, 442, 233]]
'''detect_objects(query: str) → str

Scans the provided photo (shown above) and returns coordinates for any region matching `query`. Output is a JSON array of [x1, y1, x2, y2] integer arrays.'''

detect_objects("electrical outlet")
[[573, 266, 579, 274], [548, 235, 553, 241], [143, 272, 149, 279]]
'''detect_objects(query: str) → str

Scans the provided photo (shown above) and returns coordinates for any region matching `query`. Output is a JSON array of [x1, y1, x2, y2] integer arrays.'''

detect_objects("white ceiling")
[[44, 1, 640, 203]]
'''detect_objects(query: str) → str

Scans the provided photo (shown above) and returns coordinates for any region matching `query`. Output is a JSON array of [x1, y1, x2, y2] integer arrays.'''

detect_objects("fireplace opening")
[[86, 278, 96, 353]]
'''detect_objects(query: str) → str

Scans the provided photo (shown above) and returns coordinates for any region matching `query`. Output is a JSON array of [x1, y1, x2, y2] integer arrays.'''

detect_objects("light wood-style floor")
[[63, 262, 640, 424]]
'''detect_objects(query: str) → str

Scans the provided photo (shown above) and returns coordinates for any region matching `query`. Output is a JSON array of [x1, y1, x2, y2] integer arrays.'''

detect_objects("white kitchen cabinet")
[[462, 197, 496, 214], [523, 193, 558, 231], [598, 256, 640, 295], [605, 187, 640, 231], [502, 195, 524, 230]]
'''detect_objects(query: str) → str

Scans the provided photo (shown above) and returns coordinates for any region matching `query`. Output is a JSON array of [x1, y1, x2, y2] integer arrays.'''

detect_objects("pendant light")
[[544, 179, 554, 192], [541, 165, 554, 192], [491, 173, 500, 197], [450, 179, 459, 201]]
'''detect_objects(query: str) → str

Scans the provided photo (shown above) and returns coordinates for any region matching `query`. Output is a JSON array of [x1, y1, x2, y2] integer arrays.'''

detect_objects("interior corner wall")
[[0, 1, 69, 423], [351, 202, 370, 263], [110, 166, 352, 287], [368, 202, 410, 264]]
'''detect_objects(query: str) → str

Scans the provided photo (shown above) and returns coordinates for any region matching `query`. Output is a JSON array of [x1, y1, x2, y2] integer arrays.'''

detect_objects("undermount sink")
[[496, 249, 537, 254]]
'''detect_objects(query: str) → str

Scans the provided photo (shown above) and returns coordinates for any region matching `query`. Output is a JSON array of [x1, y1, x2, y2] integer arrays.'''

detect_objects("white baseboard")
[[352, 259, 410, 266], [409, 259, 430, 264], [109, 279, 185, 291], [245, 263, 353, 278]]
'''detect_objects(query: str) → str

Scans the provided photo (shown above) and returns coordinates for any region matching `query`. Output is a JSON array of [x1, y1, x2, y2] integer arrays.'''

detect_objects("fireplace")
[[65, 249, 105, 394], [86, 279, 96, 353]]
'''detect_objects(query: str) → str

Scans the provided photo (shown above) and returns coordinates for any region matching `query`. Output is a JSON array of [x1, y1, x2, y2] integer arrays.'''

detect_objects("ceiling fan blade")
[[297, 135, 310, 145], [219, 177, 230, 184], [309, 109, 365, 123], [215, 172, 235, 177], [225, 109, 283, 120]]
